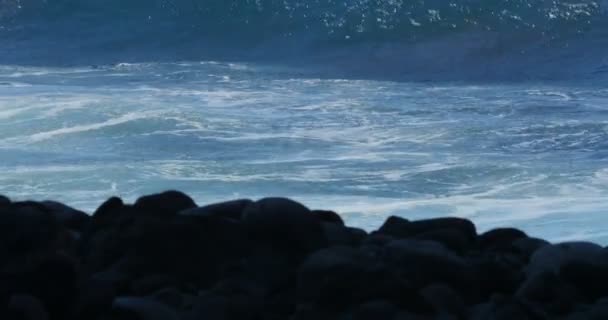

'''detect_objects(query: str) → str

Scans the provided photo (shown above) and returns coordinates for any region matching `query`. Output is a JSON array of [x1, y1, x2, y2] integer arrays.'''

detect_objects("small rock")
[[134, 190, 197, 216], [350, 300, 401, 320], [511, 237, 550, 262], [414, 228, 473, 254], [478, 228, 528, 251], [376, 216, 410, 237], [41, 200, 90, 231], [312, 210, 344, 225], [419, 284, 465, 317], [9, 294, 49, 320], [180, 199, 253, 220], [378, 216, 476, 241], [112, 297, 180, 320], [243, 197, 326, 254], [527, 242, 608, 278]]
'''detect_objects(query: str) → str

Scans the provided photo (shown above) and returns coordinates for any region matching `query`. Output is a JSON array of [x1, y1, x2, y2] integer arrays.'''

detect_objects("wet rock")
[[186, 291, 260, 320], [349, 300, 402, 320], [0, 195, 10, 206], [478, 228, 528, 251], [512, 237, 550, 262], [40, 200, 90, 232], [414, 228, 473, 254], [376, 216, 411, 237], [384, 240, 477, 297], [243, 197, 326, 255], [179, 199, 253, 220], [473, 253, 525, 297], [134, 190, 197, 216], [559, 260, 608, 301], [8, 294, 49, 320], [527, 242, 608, 278], [112, 297, 180, 320], [420, 284, 465, 317], [297, 246, 412, 310], [322, 223, 360, 246], [312, 209, 344, 225], [378, 216, 477, 242], [517, 271, 584, 315]]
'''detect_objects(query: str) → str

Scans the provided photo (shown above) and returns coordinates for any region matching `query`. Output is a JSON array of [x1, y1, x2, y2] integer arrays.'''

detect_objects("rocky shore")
[[1, 190, 608, 319]]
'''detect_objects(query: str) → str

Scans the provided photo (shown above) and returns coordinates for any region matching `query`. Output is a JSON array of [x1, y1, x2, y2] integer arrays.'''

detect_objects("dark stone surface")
[[1, 191, 607, 319]]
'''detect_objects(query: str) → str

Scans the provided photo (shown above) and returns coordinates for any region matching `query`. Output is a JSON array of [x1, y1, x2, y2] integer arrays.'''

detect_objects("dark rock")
[[322, 223, 359, 246], [377, 216, 410, 237], [469, 295, 547, 320], [511, 237, 550, 262], [92, 197, 125, 221], [362, 233, 395, 246], [179, 199, 253, 220], [129, 214, 247, 287], [73, 270, 128, 319], [131, 274, 178, 296], [378, 216, 477, 242], [559, 260, 608, 301], [527, 242, 608, 278], [134, 190, 197, 216], [478, 228, 528, 251], [112, 297, 180, 320], [384, 240, 477, 298], [150, 287, 190, 310], [40, 200, 90, 231], [419, 284, 465, 317], [8, 294, 49, 320], [414, 228, 473, 254], [0, 195, 9, 206], [517, 271, 584, 315], [242, 197, 326, 254], [312, 210, 344, 226], [186, 291, 260, 320], [350, 300, 401, 320], [472, 253, 525, 297]]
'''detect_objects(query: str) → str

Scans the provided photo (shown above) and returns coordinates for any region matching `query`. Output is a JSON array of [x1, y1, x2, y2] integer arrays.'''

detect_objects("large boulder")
[[134, 190, 197, 216], [179, 199, 253, 220], [297, 246, 425, 311], [242, 198, 327, 255], [526, 242, 608, 278], [111, 297, 180, 320], [478, 228, 528, 251], [40, 200, 90, 232], [384, 240, 477, 298], [312, 210, 345, 226], [377, 216, 477, 242]]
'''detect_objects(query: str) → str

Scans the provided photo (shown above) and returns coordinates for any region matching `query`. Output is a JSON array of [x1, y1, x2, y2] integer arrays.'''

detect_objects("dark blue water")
[[1, 1, 608, 242]]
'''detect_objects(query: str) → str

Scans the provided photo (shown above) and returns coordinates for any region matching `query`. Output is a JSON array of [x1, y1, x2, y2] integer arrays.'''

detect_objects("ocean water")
[[1, 0, 608, 242]]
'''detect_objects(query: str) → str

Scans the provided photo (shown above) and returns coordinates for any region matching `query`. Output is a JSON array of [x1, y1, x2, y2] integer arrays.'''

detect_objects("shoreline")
[[1, 190, 608, 319]]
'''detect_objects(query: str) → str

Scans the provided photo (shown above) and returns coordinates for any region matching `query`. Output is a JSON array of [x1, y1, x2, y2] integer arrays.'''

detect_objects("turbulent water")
[[1, 0, 608, 242]]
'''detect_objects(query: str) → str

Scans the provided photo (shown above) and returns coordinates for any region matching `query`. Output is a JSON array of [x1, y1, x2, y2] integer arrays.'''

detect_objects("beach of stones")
[[1, 191, 608, 320]]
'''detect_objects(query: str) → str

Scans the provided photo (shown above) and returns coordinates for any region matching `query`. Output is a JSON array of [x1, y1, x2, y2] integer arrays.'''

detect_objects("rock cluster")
[[1, 191, 608, 319]]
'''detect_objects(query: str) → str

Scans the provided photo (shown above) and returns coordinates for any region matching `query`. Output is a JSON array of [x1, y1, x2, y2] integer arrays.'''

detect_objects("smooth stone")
[[9, 294, 49, 320], [419, 284, 465, 317], [312, 210, 345, 226], [527, 242, 608, 278], [112, 297, 180, 320], [559, 260, 608, 301], [322, 222, 359, 246], [186, 291, 260, 320], [243, 197, 326, 254], [378, 216, 477, 241], [0, 195, 10, 206], [349, 300, 401, 320], [511, 237, 550, 262], [134, 190, 197, 216], [179, 199, 253, 220], [40, 200, 90, 231], [414, 228, 472, 254], [478, 228, 528, 251], [384, 240, 476, 296], [472, 253, 525, 297], [376, 216, 410, 237], [517, 271, 583, 315]]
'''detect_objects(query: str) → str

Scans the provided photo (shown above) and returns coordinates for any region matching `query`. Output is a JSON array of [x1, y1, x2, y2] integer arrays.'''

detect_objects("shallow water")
[[0, 61, 607, 242]]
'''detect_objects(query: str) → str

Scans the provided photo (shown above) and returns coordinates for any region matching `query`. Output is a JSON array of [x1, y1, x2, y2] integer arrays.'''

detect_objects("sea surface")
[[1, 0, 608, 242]]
